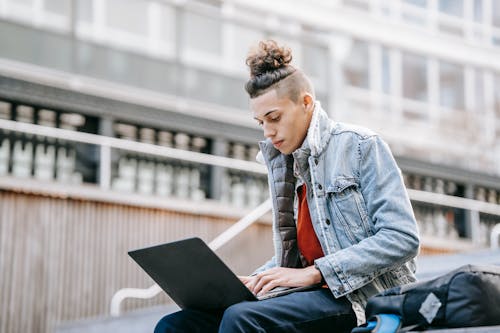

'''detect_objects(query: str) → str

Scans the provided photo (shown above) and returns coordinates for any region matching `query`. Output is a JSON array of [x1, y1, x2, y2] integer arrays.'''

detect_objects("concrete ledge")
[[0, 176, 272, 223]]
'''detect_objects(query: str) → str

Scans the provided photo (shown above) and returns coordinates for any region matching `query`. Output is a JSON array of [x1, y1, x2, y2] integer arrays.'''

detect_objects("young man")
[[155, 40, 419, 333]]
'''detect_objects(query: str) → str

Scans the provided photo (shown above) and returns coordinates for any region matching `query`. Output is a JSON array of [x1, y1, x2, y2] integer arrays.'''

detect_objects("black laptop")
[[128, 237, 320, 310]]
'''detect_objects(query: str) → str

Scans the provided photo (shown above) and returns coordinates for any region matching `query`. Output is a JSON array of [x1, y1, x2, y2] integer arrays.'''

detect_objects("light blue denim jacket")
[[254, 102, 420, 323]]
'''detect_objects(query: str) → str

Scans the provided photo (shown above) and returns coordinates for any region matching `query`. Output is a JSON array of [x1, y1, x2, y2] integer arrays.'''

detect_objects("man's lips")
[[273, 140, 284, 148]]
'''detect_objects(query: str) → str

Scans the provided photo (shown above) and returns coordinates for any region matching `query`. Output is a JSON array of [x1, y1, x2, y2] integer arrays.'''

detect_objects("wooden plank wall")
[[0, 190, 274, 333]]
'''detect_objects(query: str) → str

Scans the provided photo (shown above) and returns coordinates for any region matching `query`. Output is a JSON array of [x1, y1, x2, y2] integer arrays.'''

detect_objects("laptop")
[[128, 237, 321, 310]]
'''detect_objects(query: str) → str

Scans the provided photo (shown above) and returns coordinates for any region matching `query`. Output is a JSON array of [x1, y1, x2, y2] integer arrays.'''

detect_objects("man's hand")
[[238, 266, 323, 296]]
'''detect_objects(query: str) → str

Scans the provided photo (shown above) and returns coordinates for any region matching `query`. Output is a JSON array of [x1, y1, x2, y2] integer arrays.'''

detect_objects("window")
[[402, 53, 427, 101], [106, 0, 148, 36], [439, 0, 463, 17], [437, 0, 464, 36], [182, 9, 222, 57], [473, 0, 483, 22], [44, 0, 70, 17], [14, 0, 33, 5], [76, 0, 93, 23], [439, 61, 464, 110], [344, 40, 369, 89], [495, 75, 500, 117], [4, 0, 69, 31], [494, 1, 500, 28], [401, 1, 428, 26], [381, 47, 391, 94], [404, 0, 427, 8], [158, 4, 176, 46], [230, 24, 264, 71], [303, 43, 329, 88]]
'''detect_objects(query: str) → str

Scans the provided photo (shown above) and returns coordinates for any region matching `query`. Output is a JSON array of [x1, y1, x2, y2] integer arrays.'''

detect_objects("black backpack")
[[353, 265, 500, 332]]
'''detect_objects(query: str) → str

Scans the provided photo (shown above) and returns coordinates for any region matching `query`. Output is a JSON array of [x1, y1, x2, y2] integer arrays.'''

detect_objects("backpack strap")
[[351, 314, 402, 333]]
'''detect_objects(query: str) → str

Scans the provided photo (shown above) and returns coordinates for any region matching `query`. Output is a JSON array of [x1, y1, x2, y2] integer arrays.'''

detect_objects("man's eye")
[[257, 121, 263, 127], [271, 116, 280, 122]]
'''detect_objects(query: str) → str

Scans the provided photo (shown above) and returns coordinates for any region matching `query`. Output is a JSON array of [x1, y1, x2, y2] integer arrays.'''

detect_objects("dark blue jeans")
[[154, 288, 356, 333]]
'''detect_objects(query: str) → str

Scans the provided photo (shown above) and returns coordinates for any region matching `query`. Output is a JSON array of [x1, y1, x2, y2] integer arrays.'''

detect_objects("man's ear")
[[303, 93, 314, 111]]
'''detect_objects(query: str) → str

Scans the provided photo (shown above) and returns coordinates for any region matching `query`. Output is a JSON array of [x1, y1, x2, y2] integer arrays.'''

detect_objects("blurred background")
[[0, 0, 499, 332]]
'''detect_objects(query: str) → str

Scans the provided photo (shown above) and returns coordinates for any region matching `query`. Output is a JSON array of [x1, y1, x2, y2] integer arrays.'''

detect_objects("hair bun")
[[246, 40, 293, 77]]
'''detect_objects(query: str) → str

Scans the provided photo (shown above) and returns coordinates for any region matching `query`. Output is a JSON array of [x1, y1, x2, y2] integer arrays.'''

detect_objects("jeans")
[[154, 288, 356, 333]]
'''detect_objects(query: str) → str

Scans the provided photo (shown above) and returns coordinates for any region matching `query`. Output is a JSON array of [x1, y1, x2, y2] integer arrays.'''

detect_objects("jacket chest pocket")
[[326, 178, 371, 244]]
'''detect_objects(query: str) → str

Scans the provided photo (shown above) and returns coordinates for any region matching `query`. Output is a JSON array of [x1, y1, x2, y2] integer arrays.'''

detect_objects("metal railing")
[[109, 198, 272, 316], [108, 188, 500, 316], [407, 189, 500, 246], [0, 118, 267, 185]]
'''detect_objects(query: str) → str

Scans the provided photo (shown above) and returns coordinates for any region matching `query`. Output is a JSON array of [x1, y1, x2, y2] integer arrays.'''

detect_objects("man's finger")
[[258, 279, 281, 296], [253, 273, 278, 294]]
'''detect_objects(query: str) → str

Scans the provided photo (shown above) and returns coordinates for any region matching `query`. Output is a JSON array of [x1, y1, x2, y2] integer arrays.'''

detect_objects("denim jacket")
[[254, 102, 420, 323]]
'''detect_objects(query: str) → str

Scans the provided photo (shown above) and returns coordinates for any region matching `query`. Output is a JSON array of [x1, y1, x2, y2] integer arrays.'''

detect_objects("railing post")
[[491, 224, 500, 250], [469, 210, 481, 246], [100, 145, 111, 190]]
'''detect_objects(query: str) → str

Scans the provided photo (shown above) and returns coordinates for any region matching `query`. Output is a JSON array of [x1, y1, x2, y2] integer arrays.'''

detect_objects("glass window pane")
[[9, 0, 33, 6], [439, 61, 464, 109], [402, 53, 427, 101], [381, 47, 390, 94], [159, 4, 176, 45], [439, 0, 463, 17], [344, 40, 369, 89], [474, 0, 483, 22], [77, 0, 93, 23], [495, 75, 500, 118], [106, 0, 148, 35], [402, 0, 429, 27], [231, 25, 263, 71], [493, 0, 500, 27], [404, 0, 427, 8], [44, 0, 70, 16], [303, 43, 328, 87], [182, 10, 222, 55]]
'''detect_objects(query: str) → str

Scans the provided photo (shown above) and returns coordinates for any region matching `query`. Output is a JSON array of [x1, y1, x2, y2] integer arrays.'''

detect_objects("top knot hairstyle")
[[245, 40, 314, 102]]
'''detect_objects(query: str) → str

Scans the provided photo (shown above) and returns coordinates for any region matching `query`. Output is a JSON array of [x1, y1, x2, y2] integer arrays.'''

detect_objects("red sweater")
[[297, 184, 324, 266]]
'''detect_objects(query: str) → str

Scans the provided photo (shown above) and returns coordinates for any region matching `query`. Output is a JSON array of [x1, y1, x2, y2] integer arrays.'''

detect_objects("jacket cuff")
[[314, 255, 351, 297]]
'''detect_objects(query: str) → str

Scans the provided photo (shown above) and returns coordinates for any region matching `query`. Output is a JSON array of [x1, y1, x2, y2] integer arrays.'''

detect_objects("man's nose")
[[263, 123, 276, 139]]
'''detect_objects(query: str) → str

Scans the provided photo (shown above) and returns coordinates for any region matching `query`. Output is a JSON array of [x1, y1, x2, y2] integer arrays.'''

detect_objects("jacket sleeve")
[[314, 135, 420, 297]]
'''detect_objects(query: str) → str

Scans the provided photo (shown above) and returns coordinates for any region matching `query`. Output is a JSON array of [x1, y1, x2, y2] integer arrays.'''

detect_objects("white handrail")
[[2, 118, 498, 215], [0, 118, 267, 175], [207, 198, 272, 251], [109, 198, 272, 317], [407, 189, 500, 217]]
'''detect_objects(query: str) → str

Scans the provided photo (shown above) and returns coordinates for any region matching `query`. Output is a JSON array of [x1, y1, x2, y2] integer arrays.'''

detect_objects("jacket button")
[[318, 184, 323, 190], [314, 158, 319, 165], [325, 219, 331, 225]]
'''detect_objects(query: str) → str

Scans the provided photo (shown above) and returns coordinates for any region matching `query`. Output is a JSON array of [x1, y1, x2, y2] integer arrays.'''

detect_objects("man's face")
[[251, 89, 312, 155]]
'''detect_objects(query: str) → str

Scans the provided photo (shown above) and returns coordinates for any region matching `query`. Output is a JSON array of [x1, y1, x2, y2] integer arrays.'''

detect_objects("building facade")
[[1, 0, 500, 331]]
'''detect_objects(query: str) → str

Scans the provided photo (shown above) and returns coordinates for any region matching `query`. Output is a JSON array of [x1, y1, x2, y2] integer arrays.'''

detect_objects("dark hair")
[[245, 40, 296, 98]]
